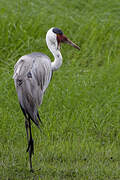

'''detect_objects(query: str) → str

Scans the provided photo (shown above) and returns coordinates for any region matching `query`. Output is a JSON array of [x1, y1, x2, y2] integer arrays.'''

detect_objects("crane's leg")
[[25, 118, 34, 172], [25, 119, 29, 141], [37, 111, 43, 126]]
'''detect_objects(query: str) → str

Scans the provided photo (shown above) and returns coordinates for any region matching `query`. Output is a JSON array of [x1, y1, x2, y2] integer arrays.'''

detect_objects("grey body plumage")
[[14, 52, 52, 127]]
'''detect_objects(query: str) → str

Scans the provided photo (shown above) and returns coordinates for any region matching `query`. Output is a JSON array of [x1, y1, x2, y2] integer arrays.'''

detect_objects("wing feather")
[[13, 53, 52, 127]]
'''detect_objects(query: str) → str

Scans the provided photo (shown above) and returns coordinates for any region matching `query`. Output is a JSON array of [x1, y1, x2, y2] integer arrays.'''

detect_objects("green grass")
[[0, 0, 120, 179]]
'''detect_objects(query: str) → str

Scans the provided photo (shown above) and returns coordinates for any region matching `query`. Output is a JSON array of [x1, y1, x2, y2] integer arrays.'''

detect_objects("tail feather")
[[20, 103, 40, 128]]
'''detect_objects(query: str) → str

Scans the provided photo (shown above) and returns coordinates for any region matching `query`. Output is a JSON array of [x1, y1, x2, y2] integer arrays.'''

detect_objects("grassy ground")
[[0, 0, 120, 179]]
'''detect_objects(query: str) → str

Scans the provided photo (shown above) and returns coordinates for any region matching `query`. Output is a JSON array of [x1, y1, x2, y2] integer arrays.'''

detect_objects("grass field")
[[0, 0, 120, 179]]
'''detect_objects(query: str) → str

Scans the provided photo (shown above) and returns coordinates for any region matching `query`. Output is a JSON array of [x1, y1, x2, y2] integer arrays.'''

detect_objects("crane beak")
[[65, 37, 80, 50], [57, 34, 80, 50]]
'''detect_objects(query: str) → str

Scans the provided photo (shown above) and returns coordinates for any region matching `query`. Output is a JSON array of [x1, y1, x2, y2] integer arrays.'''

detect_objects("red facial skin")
[[57, 34, 80, 50], [57, 34, 68, 44]]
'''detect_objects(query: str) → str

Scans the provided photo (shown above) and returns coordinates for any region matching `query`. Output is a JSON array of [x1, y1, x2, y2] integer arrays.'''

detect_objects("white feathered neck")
[[46, 28, 62, 71]]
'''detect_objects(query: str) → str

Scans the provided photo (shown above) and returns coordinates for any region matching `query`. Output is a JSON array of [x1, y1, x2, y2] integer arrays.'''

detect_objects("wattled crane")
[[13, 27, 80, 171]]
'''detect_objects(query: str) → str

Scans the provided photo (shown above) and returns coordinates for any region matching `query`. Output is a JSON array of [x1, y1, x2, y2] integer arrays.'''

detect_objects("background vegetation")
[[0, 0, 120, 179]]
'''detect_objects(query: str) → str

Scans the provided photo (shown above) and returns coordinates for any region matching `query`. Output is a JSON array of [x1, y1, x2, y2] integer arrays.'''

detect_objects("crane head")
[[53, 27, 80, 50], [46, 27, 80, 51]]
